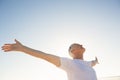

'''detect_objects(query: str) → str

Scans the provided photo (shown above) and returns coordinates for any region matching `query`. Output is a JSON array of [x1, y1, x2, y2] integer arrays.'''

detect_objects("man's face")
[[70, 44, 85, 55]]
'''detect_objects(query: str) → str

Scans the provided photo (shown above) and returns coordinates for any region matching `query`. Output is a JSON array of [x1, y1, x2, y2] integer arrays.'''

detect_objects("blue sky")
[[0, 0, 120, 80]]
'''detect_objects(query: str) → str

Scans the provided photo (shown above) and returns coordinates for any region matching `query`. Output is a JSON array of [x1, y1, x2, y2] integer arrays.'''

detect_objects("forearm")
[[20, 45, 60, 66], [21, 45, 48, 58]]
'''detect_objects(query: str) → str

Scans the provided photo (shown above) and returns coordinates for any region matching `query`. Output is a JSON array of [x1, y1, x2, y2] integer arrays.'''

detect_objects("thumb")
[[14, 39, 21, 45], [95, 57, 99, 64]]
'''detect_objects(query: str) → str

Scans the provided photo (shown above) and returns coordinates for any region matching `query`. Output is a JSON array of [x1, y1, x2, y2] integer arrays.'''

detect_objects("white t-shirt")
[[59, 57, 97, 80]]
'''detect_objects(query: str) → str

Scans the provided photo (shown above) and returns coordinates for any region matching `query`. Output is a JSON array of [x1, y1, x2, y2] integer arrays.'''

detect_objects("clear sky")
[[0, 0, 120, 80]]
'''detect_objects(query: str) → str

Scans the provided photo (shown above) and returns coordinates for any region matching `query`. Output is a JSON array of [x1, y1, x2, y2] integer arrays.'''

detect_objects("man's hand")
[[95, 57, 99, 64], [91, 57, 99, 67], [1, 39, 23, 52]]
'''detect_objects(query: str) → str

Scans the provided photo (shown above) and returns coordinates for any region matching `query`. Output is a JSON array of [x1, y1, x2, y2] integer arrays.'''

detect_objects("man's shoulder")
[[60, 57, 72, 61]]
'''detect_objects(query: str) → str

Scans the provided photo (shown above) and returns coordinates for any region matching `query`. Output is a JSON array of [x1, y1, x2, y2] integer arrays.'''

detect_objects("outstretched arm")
[[1, 39, 61, 67]]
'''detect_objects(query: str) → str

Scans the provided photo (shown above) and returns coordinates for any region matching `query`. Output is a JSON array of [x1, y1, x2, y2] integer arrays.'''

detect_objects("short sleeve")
[[59, 57, 73, 71]]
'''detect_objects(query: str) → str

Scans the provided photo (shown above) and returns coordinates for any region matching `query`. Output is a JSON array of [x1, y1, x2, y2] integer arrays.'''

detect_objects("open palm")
[[2, 39, 23, 52]]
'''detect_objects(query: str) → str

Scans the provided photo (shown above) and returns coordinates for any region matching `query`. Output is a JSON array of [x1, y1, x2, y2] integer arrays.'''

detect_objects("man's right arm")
[[1, 39, 61, 67]]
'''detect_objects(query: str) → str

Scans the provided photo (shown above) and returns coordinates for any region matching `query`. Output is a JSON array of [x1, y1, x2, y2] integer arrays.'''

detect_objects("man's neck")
[[73, 55, 84, 60]]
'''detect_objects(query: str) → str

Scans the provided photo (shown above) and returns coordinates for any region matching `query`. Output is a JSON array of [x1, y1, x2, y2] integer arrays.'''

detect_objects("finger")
[[2, 45, 12, 49], [95, 57, 99, 64], [15, 39, 21, 44], [15, 39, 18, 43], [2, 45, 8, 49], [2, 47, 10, 50], [2, 46, 10, 50], [2, 47, 11, 52], [95, 56, 97, 59], [4, 49, 12, 52], [2, 44, 13, 49], [2, 44, 11, 47], [95, 57, 98, 60], [95, 57, 97, 61], [4, 44, 12, 45]]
